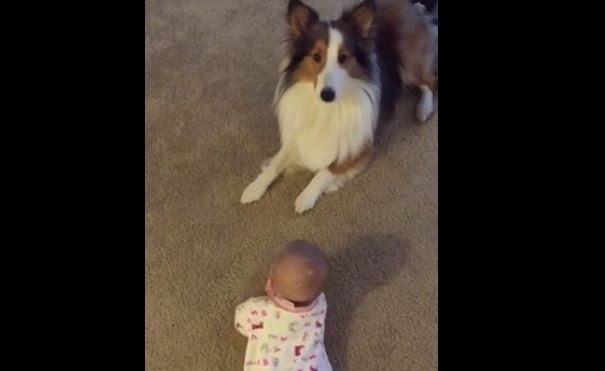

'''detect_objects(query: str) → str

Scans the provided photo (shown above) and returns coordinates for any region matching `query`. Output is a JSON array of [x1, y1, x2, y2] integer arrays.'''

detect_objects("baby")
[[235, 240, 333, 371]]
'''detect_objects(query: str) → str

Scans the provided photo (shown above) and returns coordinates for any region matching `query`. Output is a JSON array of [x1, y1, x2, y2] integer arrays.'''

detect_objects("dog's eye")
[[312, 53, 321, 63], [338, 54, 348, 64]]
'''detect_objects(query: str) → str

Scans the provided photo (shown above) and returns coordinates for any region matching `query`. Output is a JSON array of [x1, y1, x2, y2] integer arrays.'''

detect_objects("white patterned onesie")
[[234, 293, 333, 371]]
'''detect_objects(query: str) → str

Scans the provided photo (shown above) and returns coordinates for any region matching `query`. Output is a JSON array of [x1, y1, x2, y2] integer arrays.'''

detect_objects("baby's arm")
[[234, 297, 270, 337]]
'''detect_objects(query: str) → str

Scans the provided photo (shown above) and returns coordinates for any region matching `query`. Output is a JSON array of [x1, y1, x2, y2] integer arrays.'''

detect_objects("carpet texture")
[[145, 0, 437, 370]]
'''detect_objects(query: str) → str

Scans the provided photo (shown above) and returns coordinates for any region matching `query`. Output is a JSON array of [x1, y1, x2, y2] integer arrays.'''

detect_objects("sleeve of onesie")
[[234, 297, 266, 337]]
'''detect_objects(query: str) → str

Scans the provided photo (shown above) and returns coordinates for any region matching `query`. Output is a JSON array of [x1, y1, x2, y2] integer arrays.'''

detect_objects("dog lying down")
[[241, 0, 437, 214]]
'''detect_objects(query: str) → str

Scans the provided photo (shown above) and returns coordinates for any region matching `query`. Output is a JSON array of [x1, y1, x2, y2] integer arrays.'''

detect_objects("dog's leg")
[[416, 84, 434, 122], [294, 169, 335, 214], [293, 147, 373, 213], [399, 66, 435, 122], [323, 176, 347, 194], [241, 145, 294, 204], [323, 149, 373, 194]]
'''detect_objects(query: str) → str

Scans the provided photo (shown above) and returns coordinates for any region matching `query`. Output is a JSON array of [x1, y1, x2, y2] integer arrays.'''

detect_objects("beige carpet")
[[145, 0, 437, 370]]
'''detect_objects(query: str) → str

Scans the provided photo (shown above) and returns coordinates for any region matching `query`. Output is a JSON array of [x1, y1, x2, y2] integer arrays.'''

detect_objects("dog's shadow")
[[324, 234, 409, 370]]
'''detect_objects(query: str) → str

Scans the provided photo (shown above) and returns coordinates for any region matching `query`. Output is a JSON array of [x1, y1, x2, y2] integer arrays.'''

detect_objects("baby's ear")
[[287, 0, 319, 39], [348, 0, 376, 38]]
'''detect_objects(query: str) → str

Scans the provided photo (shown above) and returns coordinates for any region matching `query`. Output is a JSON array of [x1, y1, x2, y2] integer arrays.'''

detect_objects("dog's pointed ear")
[[287, 0, 319, 39], [349, 0, 376, 38]]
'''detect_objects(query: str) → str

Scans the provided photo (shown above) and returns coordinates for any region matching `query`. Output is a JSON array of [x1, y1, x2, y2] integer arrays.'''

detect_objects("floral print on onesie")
[[235, 293, 332, 371]]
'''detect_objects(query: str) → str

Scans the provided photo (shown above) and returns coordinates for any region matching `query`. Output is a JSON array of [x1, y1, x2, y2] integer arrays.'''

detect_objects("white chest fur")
[[275, 81, 379, 172]]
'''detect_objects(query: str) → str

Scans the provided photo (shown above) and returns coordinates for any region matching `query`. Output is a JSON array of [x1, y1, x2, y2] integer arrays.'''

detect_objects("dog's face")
[[285, 0, 376, 103]]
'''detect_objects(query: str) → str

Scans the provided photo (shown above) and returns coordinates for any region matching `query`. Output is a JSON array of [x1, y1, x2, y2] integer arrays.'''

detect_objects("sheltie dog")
[[241, 0, 436, 213]]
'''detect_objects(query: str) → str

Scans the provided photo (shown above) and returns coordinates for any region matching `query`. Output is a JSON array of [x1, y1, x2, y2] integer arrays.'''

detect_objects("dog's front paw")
[[294, 190, 318, 214], [240, 179, 268, 204]]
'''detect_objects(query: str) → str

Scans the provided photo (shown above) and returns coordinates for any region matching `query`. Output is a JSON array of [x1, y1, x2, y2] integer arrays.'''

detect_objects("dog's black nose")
[[320, 88, 335, 102]]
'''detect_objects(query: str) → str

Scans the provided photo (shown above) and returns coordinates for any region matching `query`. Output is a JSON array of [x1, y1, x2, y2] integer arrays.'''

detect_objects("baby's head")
[[266, 240, 328, 307]]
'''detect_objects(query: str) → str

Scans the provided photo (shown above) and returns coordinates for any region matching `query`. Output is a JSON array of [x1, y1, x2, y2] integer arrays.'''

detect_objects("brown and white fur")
[[241, 0, 436, 214]]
